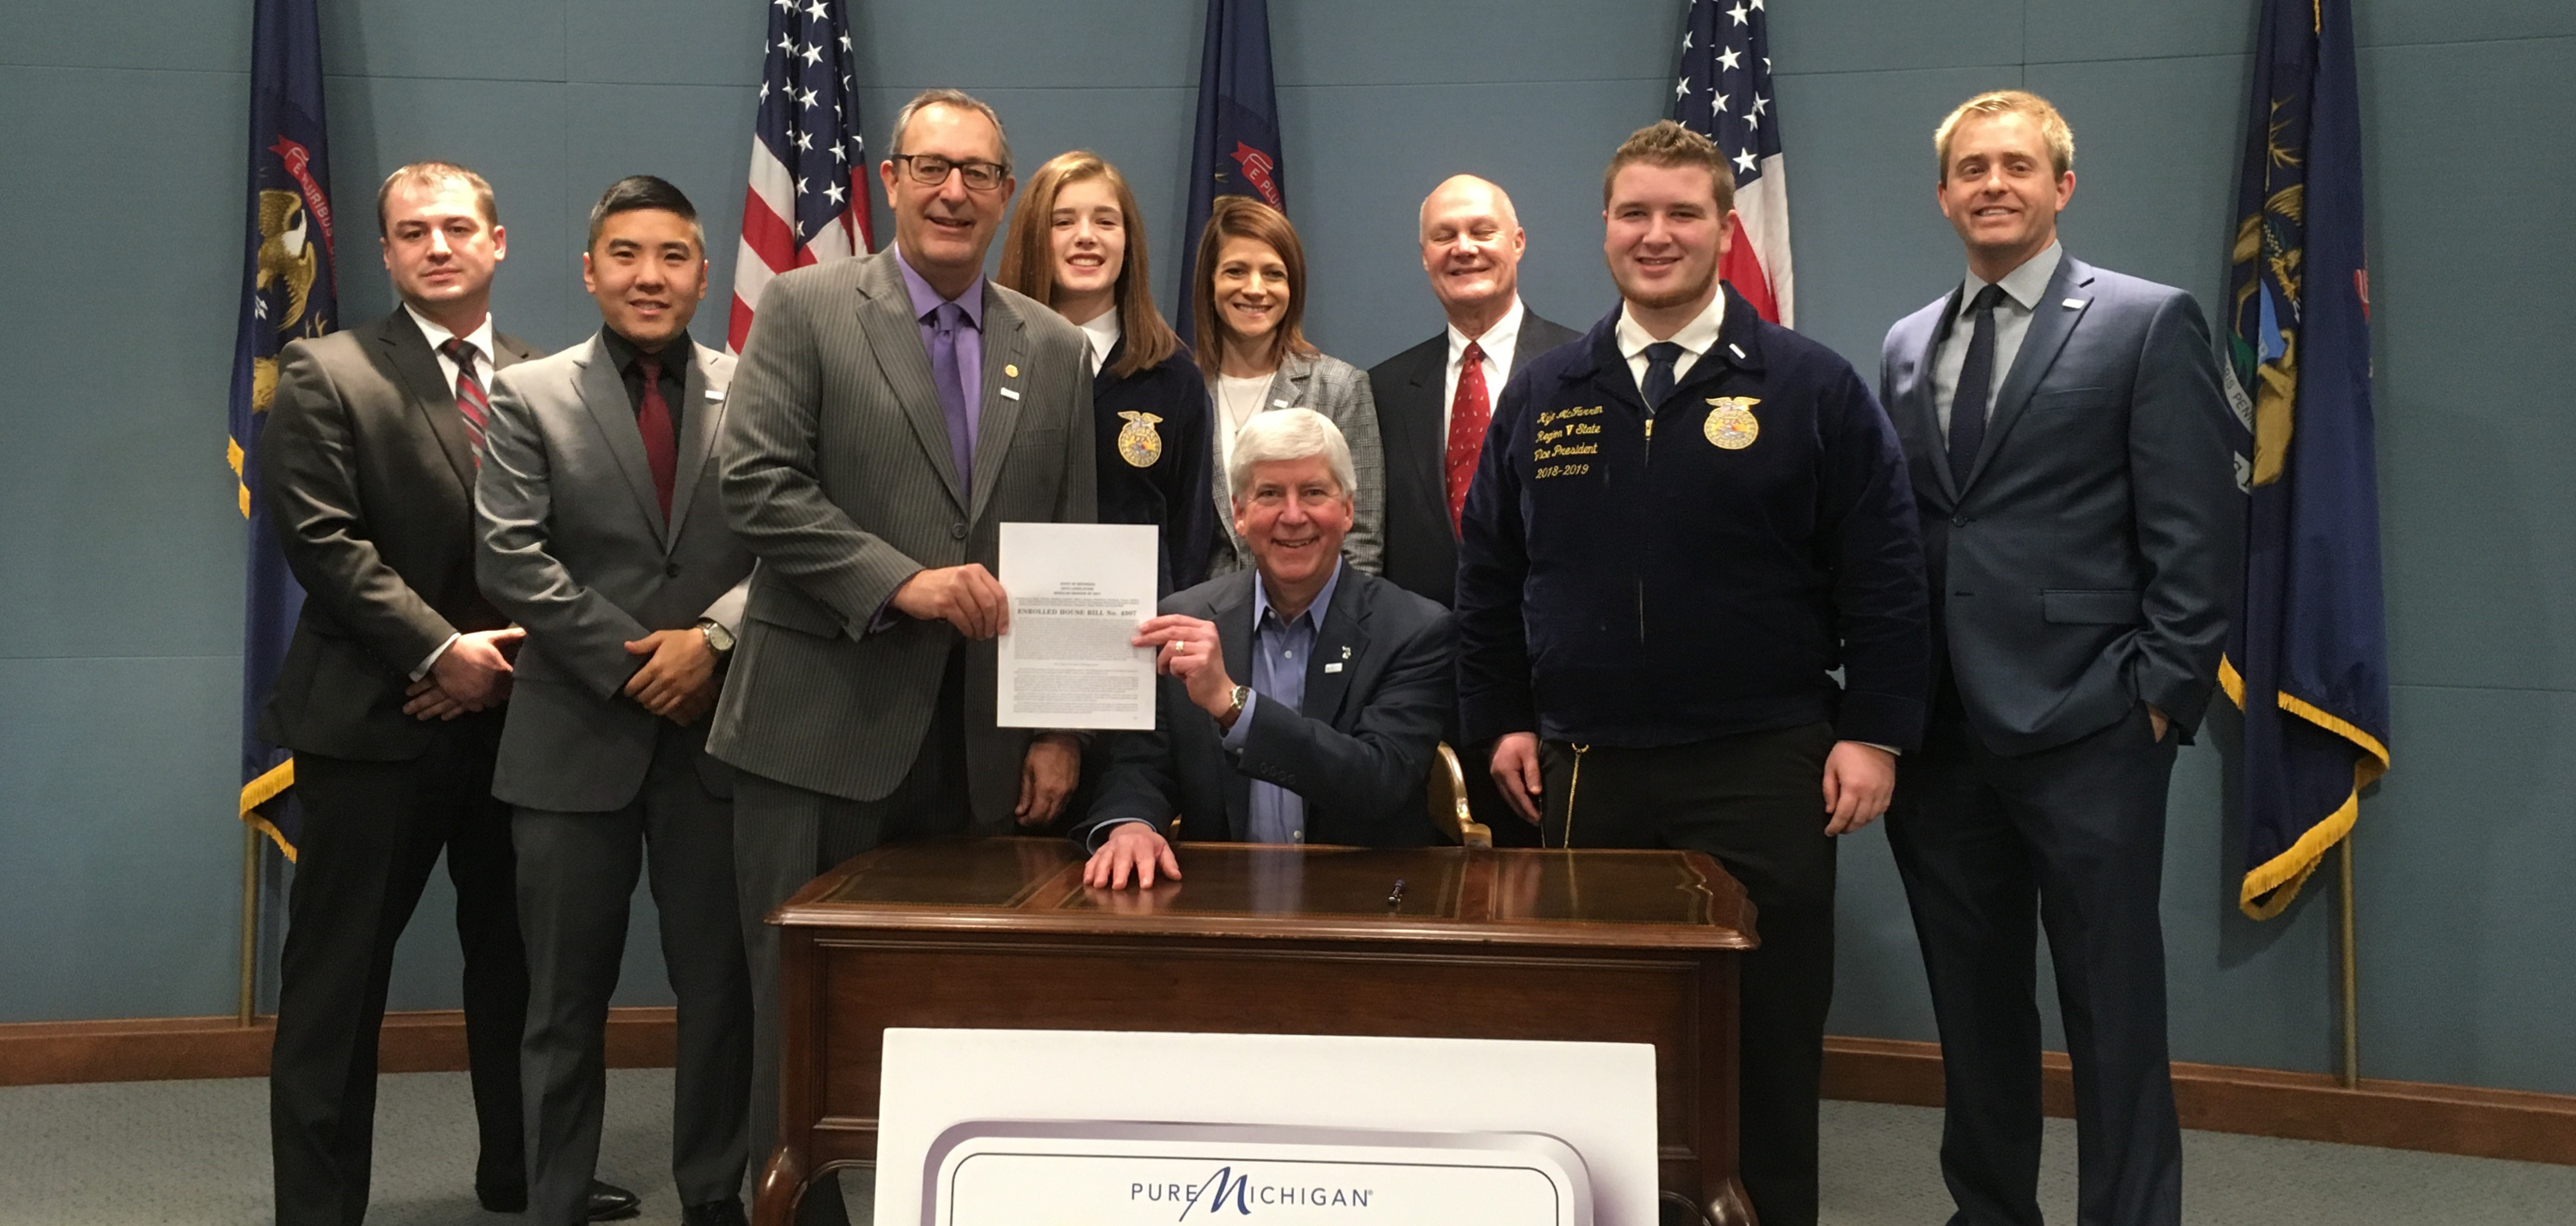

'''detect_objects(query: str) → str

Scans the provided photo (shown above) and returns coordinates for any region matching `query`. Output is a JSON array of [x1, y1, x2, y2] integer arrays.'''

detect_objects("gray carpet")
[[3, 1070, 2570, 1224]]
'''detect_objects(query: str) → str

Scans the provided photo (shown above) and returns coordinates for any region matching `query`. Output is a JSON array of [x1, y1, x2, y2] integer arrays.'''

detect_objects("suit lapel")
[[1267, 353, 1309, 411], [571, 335, 668, 547], [1965, 256, 2092, 492], [667, 342, 723, 547], [1302, 571, 1366, 727], [853, 255, 968, 513], [968, 289, 1030, 525], [380, 311, 478, 493], [1211, 576, 1258, 841], [1915, 285, 1967, 505]]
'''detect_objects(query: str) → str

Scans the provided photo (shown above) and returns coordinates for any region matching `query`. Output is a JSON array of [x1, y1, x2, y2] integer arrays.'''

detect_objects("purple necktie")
[[929, 302, 973, 498]]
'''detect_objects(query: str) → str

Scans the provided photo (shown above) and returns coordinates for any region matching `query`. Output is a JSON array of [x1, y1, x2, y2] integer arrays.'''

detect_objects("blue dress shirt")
[[1222, 559, 1345, 843]]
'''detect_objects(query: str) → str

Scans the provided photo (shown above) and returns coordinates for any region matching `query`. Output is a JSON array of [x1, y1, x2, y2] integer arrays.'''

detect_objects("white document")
[[997, 522, 1157, 730], [876, 1029, 1660, 1226]]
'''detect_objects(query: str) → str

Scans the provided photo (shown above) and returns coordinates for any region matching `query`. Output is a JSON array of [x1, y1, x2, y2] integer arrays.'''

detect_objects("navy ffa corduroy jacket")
[[1455, 283, 1930, 752]]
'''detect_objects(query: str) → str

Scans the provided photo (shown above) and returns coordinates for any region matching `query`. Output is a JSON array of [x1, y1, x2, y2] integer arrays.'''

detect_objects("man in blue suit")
[[1878, 90, 2242, 1226]]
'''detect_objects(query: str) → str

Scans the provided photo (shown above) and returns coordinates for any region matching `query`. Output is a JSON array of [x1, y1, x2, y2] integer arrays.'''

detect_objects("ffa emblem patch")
[[1704, 397, 1762, 450], [1116, 411, 1164, 468]]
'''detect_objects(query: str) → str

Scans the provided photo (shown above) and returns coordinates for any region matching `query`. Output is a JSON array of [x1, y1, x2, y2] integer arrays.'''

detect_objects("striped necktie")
[[438, 338, 489, 465]]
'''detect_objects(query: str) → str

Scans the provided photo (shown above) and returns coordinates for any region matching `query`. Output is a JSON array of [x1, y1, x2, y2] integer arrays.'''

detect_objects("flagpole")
[[2337, 837, 2358, 1087], [239, 824, 260, 1026]]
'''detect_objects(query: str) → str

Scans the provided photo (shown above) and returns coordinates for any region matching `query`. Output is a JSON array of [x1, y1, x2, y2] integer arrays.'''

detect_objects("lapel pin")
[[999, 387, 1021, 401], [1728, 343, 1747, 359], [704, 389, 724, 400], [1003, 364, 1020, 377], [2062, 297, 2088, 310], [1340, 646, 1352, 659], [1324, 662, 1344, 674]]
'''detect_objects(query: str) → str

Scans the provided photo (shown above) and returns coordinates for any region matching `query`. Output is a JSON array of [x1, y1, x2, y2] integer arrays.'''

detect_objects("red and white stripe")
[[726, 143, 870, 355], [1722, 152, 1793, 328]]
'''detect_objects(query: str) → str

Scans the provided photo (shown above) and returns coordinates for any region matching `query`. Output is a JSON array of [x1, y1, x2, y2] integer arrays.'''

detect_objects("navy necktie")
[[1641, 341, 1685, 413], [1948, 284, 2008, 487]]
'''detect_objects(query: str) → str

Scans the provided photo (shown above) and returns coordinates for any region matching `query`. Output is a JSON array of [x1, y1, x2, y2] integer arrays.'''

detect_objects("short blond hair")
[[1602, 120, 1735, 215], [1934, 89, 2075, 180], [376, 161, 497, 235]]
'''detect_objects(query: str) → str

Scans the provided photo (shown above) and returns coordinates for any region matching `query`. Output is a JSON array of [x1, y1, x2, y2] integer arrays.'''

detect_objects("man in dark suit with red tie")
[[260, 162, 634, 1225], [1367, 175, 1579, 843]]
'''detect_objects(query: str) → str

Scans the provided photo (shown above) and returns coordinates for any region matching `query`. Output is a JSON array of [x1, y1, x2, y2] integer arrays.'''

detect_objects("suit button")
[[950, 522, 968, 540], [665, 563, 682, 578], [1951, 515, 1969, 527]]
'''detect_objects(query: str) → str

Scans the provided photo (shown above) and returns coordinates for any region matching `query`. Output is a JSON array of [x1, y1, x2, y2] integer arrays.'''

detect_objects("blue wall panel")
[[3, 0, 2573, 1099]]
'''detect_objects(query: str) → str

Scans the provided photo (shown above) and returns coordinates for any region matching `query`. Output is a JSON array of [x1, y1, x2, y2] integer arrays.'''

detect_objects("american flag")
[[1672, 0, 1793, 326], [727, 0, 872, 355]]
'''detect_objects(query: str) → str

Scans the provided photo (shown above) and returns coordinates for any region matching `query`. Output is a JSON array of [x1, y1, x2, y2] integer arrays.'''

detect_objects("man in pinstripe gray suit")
[[707, 89, 1094, 1223]]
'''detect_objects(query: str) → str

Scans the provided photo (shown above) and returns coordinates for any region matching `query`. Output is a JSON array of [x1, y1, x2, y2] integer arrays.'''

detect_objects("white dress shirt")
[[1440, 296, 1527, 438], [1931, 241, 2063, 433], [1614, 289, 1727, 401], [401, 304, 499, 679], [1076, 310, 1121, 377]]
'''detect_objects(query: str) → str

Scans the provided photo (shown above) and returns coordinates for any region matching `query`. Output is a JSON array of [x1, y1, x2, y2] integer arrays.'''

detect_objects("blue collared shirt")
[[1222, 559, 1345, 844], [891, 247, 986, 455]]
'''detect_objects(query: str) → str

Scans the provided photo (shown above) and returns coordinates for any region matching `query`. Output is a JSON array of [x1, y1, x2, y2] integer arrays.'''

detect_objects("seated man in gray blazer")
[[476, 177, 755, 1226], [1076, 409, 1456, 887]]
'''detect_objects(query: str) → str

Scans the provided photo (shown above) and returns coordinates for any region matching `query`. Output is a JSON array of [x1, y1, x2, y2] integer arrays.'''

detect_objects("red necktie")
[[438, 338, 488, 465], [636, 355, 678, 522], [1443, 340, 1493, 531]]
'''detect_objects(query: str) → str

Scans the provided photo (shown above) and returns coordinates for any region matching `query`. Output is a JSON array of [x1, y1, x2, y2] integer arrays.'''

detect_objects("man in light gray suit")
[[477, 177, 755, 1226], [708, 89, 1094, 1224], [1879, 91, 2241, 1226]]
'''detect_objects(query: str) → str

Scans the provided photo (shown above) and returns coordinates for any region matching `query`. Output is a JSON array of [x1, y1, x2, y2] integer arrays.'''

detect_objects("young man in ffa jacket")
[[477, 177, 756, 1226], [1454, 123, 1930, 1226], [1878, 91, 2240, 1226], [1077, 409, 1454, 887]]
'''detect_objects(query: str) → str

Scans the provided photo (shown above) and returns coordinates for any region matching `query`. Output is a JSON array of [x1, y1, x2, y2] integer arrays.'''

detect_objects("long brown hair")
[[997, 151, 1182, 379], [1191, 195, 1315, 374]]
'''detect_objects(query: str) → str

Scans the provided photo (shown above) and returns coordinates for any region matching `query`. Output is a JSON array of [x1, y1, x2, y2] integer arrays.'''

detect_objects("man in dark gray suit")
[[708, 89, 1094, 1224], [1879, 90, 2242, 1226], [1367, 175, 1580, 609], [478, 177, 754, 1226], [259, 161, 571, 1226], [1074, 409, 1455, 887]]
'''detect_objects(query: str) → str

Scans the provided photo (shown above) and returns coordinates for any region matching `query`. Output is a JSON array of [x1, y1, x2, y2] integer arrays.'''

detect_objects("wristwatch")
[[696, 617, 736, 659], [1219, 684, 1252, 729]]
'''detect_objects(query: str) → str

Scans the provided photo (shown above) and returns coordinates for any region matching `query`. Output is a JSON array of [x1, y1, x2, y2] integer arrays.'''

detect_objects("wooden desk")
[[762, 839, 1758, 1225]]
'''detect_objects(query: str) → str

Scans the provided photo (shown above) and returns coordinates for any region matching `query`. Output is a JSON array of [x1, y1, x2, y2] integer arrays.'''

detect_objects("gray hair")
[[1228, 409, 1357, 504], [890, 88, 1012, 173]]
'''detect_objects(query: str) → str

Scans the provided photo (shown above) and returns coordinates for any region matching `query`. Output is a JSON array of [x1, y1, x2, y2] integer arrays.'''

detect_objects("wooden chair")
[[1426, 742, 1493, 848]]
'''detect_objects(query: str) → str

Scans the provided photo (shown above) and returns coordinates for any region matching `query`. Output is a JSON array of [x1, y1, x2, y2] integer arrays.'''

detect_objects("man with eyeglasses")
[[707, 87, 1095, 1226]]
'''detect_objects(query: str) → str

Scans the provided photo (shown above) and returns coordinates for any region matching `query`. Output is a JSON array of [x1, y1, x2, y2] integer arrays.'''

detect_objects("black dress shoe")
[[588, 1179, 642, 1222], [682, 1199, 749, 1226], [476, 1184, 528, 1214]]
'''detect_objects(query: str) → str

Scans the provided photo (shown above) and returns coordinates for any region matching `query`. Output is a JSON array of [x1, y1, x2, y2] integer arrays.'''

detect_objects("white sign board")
[[875, 1029, 1659, 1226]]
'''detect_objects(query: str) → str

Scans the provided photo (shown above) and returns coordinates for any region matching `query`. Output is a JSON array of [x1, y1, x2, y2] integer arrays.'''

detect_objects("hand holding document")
[[997, 522, 1157, 730]]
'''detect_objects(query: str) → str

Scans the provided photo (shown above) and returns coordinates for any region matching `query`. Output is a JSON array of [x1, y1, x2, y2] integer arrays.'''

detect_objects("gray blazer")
[[476, 334, 753, 812], [1206, 350, 1385, 578], [706, 251, 1095, 828], [1880, 253, 2242, 754]]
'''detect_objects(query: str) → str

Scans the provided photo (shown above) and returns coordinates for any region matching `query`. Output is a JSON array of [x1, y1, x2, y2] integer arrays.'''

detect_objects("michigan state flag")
[[1178, 0, 1284, 347], [228, 0, 338, 858], [2222, 0, 2389, 918]]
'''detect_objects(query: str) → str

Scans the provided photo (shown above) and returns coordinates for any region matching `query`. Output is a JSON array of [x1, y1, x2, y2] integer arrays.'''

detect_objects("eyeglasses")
[[892, 154, 1009, 192]]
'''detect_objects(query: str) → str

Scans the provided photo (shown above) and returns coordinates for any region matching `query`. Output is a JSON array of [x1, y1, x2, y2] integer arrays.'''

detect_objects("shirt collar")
[[1445, 296, 1526, 367], [405, 303, 495, 368], [1614, 288, 1726, 364], [600, 326, 690, 375], [893, 247, 985, 330], [1959, 240, 2064, 318], [1076, 310, 1122, 373], [1253, 557, 1345, 631]]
